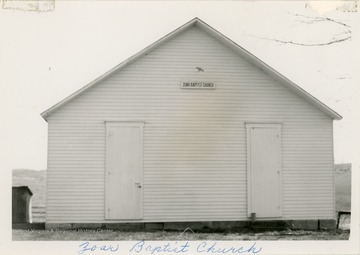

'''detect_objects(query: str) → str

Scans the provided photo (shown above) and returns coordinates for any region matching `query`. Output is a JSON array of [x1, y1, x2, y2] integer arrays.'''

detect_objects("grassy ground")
[[12, 229, 350, 241]]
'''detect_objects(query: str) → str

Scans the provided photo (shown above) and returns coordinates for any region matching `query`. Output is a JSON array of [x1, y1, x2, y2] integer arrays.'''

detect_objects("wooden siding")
[[46, 26, 335, 223]]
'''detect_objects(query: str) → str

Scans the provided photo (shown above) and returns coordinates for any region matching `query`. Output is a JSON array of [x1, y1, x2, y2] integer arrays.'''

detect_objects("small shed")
[[41, 18, 341, 228], [12, 186, 33, 223]]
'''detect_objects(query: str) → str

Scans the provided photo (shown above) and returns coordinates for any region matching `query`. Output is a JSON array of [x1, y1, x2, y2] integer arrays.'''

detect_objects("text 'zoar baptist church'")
[[181, 81, 216, 89]]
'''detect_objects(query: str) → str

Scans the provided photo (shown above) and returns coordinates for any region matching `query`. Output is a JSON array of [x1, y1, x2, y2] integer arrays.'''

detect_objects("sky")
[[1, 1, 359, 171]]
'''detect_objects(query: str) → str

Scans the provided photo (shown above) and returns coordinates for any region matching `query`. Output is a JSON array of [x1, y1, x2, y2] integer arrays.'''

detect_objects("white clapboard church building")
[[41, 18, 341, 230]]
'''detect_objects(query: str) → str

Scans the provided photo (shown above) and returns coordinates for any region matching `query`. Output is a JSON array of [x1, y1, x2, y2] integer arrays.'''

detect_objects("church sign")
[[181, 81, 216, 89]]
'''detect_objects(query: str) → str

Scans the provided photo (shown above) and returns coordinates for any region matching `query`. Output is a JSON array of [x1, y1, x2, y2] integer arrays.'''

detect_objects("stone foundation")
[[12, 223, 45, 230], [319, 219, 337, 230], [44, 219, 337, 231], [287, 220, 319, 230]]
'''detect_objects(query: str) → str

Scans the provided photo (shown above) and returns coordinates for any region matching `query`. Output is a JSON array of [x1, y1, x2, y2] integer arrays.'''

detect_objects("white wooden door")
[[246, 124, 282, 218], [105, 122, 143, 220]]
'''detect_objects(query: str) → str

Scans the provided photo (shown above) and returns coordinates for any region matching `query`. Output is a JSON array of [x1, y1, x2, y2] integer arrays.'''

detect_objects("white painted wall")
[[46, 25, 334, 223]]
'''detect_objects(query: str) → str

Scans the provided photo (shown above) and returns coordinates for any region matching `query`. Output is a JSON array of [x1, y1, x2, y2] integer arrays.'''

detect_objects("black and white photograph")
[[1, 1, 359, 255]]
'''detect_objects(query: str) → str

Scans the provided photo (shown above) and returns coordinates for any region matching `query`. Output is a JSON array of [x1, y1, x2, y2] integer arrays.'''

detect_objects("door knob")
[[135, 183, 142, 188]]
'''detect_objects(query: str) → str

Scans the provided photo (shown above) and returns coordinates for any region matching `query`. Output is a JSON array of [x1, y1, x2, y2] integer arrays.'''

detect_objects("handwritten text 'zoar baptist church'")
[[78, 241, 262, 255]]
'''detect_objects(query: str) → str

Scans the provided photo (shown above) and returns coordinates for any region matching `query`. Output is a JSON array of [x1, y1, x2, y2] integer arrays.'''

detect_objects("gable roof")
[[41, 17, 342, 121]]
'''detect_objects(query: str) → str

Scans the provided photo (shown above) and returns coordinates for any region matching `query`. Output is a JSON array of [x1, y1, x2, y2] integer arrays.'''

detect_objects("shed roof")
[[12, 186, 33, 196], [41, 17, 342, 121]]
